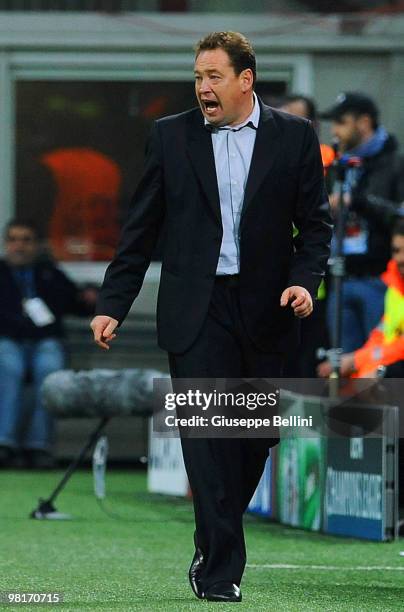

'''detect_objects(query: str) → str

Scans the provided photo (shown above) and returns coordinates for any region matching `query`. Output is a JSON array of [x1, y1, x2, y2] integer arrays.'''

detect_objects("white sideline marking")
[[247, 564, 404, 571]]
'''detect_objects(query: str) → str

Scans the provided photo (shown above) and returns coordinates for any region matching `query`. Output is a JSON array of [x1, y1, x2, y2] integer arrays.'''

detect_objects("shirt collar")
[[204, 92, 260, 132]]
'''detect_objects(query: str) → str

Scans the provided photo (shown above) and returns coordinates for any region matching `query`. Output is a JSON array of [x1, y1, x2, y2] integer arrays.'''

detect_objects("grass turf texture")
[[0, 470, 403, 611]]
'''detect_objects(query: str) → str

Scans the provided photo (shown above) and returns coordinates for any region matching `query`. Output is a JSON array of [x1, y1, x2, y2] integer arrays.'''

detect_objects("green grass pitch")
[[0, 470, 403, 611]]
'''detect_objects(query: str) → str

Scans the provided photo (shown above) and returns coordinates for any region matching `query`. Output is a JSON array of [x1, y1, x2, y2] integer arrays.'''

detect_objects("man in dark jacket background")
[[321, 92, 404, 353], [0, 219, 96, 468]]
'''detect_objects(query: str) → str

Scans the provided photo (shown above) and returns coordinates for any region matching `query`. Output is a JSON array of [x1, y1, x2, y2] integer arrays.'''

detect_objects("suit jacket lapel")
[[240, 101, 281, 226], [187, 110, 221, 224]]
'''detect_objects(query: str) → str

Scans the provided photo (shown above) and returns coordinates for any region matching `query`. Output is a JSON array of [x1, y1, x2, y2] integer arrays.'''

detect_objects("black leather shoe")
[[189, 533, 204, 599], [204, 582, 242, 603]]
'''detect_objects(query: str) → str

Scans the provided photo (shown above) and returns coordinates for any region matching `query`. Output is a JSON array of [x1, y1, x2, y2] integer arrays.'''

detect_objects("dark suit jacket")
[[96, 99, 333, 354]]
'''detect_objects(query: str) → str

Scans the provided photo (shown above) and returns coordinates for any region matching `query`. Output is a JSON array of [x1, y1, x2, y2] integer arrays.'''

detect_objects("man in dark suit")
[[91, 32, 332, 603]]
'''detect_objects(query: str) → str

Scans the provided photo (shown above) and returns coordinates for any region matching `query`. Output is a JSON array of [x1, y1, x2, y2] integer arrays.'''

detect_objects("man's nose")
[[198, 78, 212, 94]]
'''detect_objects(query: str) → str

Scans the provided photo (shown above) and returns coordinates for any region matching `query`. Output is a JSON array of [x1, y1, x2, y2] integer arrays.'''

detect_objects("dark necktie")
[[205, 121, 256, 134]]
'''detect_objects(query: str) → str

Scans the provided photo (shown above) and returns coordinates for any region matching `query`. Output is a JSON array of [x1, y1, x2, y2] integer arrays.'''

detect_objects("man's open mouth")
[[202, 100, 219, 111]]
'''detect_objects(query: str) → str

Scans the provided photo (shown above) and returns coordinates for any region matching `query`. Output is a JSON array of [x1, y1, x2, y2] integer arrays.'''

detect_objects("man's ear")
[[240, 69, 253, 93], [358, 114, 372, 133]]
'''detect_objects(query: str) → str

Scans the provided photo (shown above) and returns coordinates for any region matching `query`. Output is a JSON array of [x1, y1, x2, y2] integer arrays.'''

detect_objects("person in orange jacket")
[[318, 217, 404, 378]]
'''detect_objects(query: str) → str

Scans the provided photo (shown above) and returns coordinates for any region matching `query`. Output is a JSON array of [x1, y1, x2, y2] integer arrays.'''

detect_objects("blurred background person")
[[279, 94, 336, 170], [318, 217, 404, 380], [0, 219, 97, 469], [279, 94, 333, 377], [280, 94, 317, 123], [320, 92, 404, 354]]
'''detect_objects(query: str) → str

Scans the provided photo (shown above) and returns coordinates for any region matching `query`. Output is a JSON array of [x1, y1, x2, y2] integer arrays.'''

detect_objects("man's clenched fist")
[[90, 315, 119, 350]]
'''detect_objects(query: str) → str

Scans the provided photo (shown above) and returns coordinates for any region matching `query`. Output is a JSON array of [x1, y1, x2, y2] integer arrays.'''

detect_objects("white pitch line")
[[247, 564, 404, 571]]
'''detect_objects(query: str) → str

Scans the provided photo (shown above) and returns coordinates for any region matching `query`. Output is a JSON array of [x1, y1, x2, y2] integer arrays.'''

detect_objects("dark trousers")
[[168, 275, 284, 590]]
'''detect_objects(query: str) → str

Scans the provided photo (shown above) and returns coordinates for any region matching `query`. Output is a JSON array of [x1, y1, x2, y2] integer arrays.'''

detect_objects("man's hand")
[[90, 315, 119, 350], [317, 352, 356, 378], [280, 286, 313, 318]]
